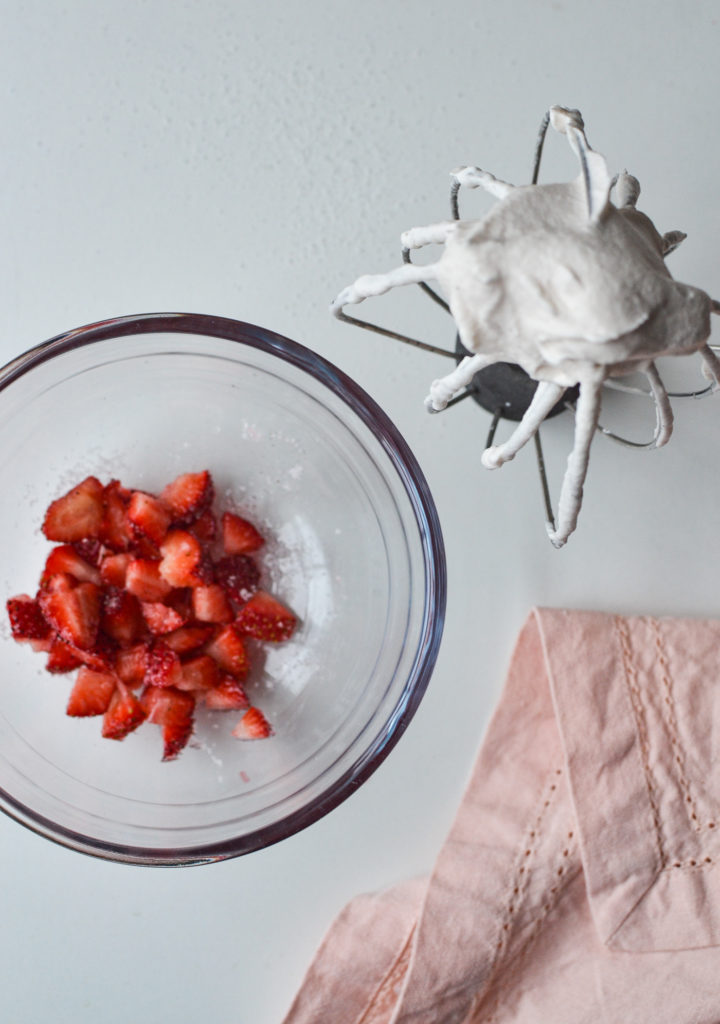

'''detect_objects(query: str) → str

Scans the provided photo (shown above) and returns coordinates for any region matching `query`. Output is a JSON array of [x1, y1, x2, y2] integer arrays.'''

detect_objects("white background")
[[1, 2, 719, 1021]]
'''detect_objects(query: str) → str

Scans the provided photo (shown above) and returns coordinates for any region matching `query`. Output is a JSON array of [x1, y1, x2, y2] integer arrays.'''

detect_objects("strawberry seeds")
[[6, 470, 296, 761]]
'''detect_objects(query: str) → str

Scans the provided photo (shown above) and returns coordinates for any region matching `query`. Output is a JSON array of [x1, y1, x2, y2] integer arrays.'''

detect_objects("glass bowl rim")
[[0, 312, 447, 865]]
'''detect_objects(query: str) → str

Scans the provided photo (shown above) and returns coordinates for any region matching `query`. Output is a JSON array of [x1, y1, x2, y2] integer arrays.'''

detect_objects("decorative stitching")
[[473, 830, 579, 1023], [356, 924, 415, 1024], [614, 616, 667, 867], [649, 617, 701, 830]]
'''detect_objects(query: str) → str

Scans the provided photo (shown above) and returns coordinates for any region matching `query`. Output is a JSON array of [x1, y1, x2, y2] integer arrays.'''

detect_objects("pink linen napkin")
[[283, 608, 720, 1024]]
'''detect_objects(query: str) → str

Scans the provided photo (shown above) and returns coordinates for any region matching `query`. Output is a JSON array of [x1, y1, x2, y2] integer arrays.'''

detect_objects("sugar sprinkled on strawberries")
[[6, 470, 296, 762]]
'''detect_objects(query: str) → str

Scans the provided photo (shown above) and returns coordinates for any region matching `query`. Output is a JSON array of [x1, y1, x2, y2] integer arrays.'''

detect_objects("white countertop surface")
[[2, 2, 720, 1020]]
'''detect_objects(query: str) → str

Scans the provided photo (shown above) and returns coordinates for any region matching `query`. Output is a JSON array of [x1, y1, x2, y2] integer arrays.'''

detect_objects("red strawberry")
[[115, 643, 150, 687], [6, 595, 52, 641], [203, 673, 249, 710], [177, 654, 219, 692], [101, 682, 146, 740], [100, 552, 131, 588], [39, 581, 101, 650], [127, 492, 172, 546], [42, 476, 105, 542], [190, 508, 216, 542], [141, 601, 187, 636], [191, 583, 233, 623], [214, 554, 260, 604], [125, 559, 172, 601], [205, 624, 249, 678], [140, 686, 195, 761], [160, 470, 214, 525], [101, 587, 143, 645], [235, 591, 296, 642], [162, 624, 215, 655], [61, 633, 117, 672], [222, 512, 265, 555], [66, 667, 117, 717], [72, 538, 103, 566], [46, 637, 84, 673], [38, 571, 75, 595], [43, 545, 102, 585], [100, 479, 133, 551], [159, 530, 212, 588], [231, 706, 273, 740], [145, 642, 182, 688]]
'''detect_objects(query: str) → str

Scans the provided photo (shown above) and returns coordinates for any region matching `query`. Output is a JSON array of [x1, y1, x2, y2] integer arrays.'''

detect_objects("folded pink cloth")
[[283, 608, 720, 1024]]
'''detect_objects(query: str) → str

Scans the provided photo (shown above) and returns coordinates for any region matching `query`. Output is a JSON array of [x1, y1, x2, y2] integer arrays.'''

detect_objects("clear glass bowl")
[[0, 313, 446, 864]]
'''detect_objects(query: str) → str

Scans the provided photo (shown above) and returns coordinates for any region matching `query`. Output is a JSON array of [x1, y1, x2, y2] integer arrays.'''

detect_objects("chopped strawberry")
[[162, 623, 215, 655], [42, 476, 105, 542], [43, 545, 102, 585], [115, 643, 150, 687], [67, 667, 117, 717], [160, 470, 214, 525], [6, 595, 52, 641], [139, 686, 195, 761], [141, 601, 187, 636], [46, 637, 84, 673], [205, 624, 249, 678], [101, 682, 146, 740], [101, 587, 143, 645], [191, 583, 233, 624], [99, 479, 133, 551], [159, 530, 212, 588], [39, 581, 101, 650], [190, 508, 216, 542], [29, 635, 54, 653], [177, 654, 219, 692], [222, 512, 265, 555], [100, 552, 131, 588], [61, 633, 117, 672], [72, 538, 103, 566], [38, 571, 75, 595], [203, 673, 249, 710], [231, 705, 273, 740], [235, 591, 297, 642], [127, 492, 172, 546], [145, 642, 183, 688], [125, 558, 172, 601], [214, 554, 260, 604]]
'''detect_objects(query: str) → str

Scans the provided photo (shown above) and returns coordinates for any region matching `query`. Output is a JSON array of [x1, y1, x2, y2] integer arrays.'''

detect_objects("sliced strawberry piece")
[[125, 558, 172, 601], [42, 476, 105, 542], [235, 591, 297, 643], [191, 584, 233, 624], [159, 530, 212, 588], [100, 479, 133, 551], [46, 637, 84, 673], [203, 673, 249, 710], [100, 552, 131, 588], [160, 470, 214, 525], [115, 642, 150, 687], [177, 654, 219, 692], [67, 667, 117, 717], [29, 635, 54, 653], [43, 545, 102, 585], [101, 587, 143, 645], [214, 554, 260, 604], [145, 642, 183, 688], [190, 508, 217, 542], [101, 682, 146, 740], [38, 571, 75, 595], [205, 624, 250, 678], [72, 538, 103, 566], [6, 595, 52, 641], [140, 686, 195, 761], [39, 581, 101, 650], [163, 623, 215, 655], [222, 512, 265, 555], [141, 601, 188, 636], [127, 492, 172, 546], [231, 706, 273, 740], [61, 633, 117, 671]]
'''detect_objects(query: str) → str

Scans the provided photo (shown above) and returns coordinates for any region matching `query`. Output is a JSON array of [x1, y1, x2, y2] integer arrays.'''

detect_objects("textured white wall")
[[1, 2, 719, 1021]]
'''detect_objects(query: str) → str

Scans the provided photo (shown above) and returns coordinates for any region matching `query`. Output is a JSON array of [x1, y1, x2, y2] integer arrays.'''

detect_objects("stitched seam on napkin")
[[650, 617, 702, 832], [615, 615, 667, 867], [358, 924, 415, 1024]]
